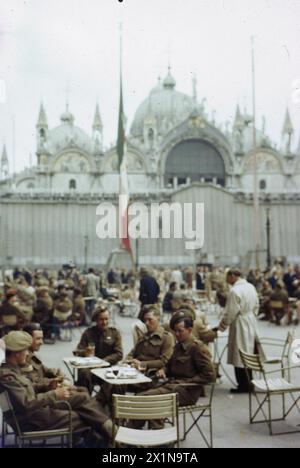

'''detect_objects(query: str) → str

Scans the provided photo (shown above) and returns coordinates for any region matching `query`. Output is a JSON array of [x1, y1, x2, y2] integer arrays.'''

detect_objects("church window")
[[69, 179, 76, 190], [260, 180, 267, 190]]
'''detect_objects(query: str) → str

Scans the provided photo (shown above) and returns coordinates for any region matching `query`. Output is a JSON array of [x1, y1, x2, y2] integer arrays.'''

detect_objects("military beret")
[[138, 304, 161, 322], [6, 289, 17, 299], [92, 305, 109, 322], [170, 309, 195, 330], [4, 331, 32, 352]]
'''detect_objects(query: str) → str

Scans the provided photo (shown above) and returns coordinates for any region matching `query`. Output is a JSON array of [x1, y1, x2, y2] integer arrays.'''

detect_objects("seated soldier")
[[32, 286, 54, 340], [0, 331, 115, 446], [75, 306, 123, 394], [163, 305, 217, 346], [136, 316, 216, 429], [99, 305, 174, 406], [0, 289, 26, 337], [162, 282, 178, 318], [22, 323, 85, 394], [71, 287, 86, 326], [127, 305, 174, 374]]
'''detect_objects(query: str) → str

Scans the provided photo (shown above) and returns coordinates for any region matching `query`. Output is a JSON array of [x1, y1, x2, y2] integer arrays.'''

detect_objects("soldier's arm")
[[42, 363, 62, 379], [187, 343, 216, 385], [103, 331, 124, 364], [32, 379, 53, 393], [143, 333, 174, 370], [193, 321, 217, 344], [0, 374, 57, 413], [74, 329, 90, 356]]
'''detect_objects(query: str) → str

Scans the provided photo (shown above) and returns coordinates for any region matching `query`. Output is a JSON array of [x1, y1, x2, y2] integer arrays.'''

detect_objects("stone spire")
[[192, 72, 197, 102], [36, 102, 48, 129], [282, 108, 294, 136], [1, 144, 9, 179], [92, 103, 103, 157], [233, 104, 244, 130], [282, 108, 294, 155], [93, 103, 103, 132]]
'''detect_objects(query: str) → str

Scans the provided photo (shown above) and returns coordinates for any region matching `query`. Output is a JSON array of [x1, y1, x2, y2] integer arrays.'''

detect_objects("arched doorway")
[[164, 139, 226, 188]]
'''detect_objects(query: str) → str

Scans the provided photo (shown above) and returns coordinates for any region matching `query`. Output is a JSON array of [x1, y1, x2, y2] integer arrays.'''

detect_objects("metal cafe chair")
[[112, 393, 180, 448], [259, 330, 295, 382], [239, 349, 300, 436], [178, 383, 215, 448], [0, 389, 73, 448]]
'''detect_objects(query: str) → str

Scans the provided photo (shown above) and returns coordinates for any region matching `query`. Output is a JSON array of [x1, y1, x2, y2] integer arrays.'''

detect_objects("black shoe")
[[230, 388, 250, 394]]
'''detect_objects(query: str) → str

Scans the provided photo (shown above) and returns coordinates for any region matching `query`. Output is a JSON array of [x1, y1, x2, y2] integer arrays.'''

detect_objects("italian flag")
[[117, 74, 132, 254]]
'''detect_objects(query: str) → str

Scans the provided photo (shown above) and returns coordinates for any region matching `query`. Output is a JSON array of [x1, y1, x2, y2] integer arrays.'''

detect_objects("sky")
[[0, 0, 300, 172]]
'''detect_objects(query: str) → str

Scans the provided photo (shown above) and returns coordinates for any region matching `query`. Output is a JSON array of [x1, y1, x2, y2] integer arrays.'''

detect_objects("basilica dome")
[[130, 67, 195, 138], [47, 108, 93, 154]]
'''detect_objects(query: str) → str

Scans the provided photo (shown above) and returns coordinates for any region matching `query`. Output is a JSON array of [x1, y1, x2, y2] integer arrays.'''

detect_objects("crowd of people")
[[0, 260, 299, 447]]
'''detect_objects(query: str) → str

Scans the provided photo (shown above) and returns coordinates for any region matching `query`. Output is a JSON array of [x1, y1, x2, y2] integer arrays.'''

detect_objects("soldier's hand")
[[156, 369, 166, 379], [131, 359, 141, 370], [49, 378, 60, 390], [55, 387, 71, 400]]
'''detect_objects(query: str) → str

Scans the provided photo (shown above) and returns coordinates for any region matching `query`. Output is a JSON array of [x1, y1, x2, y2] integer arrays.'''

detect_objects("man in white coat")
[[215, 268, 264, 394]]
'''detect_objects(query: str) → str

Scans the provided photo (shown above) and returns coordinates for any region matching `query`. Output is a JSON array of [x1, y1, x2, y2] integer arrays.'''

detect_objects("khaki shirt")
[[21, 351, 62, 392], [0, 363, 57, 427], [167, 336, 216, 385], [76, 326, 123, 364], [127, 326, 174, 370]]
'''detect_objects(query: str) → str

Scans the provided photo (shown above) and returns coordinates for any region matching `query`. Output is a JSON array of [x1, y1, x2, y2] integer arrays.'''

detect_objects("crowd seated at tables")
[[0, 260, 299, 447]]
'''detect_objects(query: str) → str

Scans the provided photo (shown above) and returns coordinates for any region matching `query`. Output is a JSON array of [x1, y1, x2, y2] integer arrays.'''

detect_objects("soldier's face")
[[174, 322, 193, 343], [16, 350, 29, 366], [143, 312, 160, 333], [31, 331, 44, 352], [96, 312, 109, 330]]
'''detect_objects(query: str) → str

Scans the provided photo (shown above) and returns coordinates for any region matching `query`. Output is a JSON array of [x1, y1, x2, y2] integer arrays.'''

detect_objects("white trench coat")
[[219, 278, 265, 368]]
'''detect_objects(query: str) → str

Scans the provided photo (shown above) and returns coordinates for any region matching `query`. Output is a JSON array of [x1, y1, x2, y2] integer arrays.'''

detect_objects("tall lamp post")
[[135, 226, 140, 271], [266, 206, 271, 271], [84, 235, 89, 270]]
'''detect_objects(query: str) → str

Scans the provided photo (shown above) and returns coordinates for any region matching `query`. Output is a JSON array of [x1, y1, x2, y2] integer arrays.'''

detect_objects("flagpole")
[[117, 24, 135, 269], [251, 36, 260, 270]]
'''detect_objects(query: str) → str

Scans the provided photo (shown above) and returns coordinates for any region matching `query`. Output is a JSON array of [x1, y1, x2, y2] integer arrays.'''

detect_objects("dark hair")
[[138, 304, 160, 322], [171, 316, 194, 330], [23, 323, 42, 336], [227, 268, 242, 277]]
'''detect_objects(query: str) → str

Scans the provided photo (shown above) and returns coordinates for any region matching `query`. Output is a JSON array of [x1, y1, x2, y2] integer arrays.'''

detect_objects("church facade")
[[0, 68, 300, 268]]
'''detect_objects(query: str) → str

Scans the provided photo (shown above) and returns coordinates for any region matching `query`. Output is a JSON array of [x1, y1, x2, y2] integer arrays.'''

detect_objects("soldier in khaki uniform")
[[136, 316, 215, 428], [75, 306, 123, 393], [164, 307, 217, 346], [127, 305, 174, 372], [0, 331, 114, 445], [99, 306, 174, 406], [22, 323, 87, 397]]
